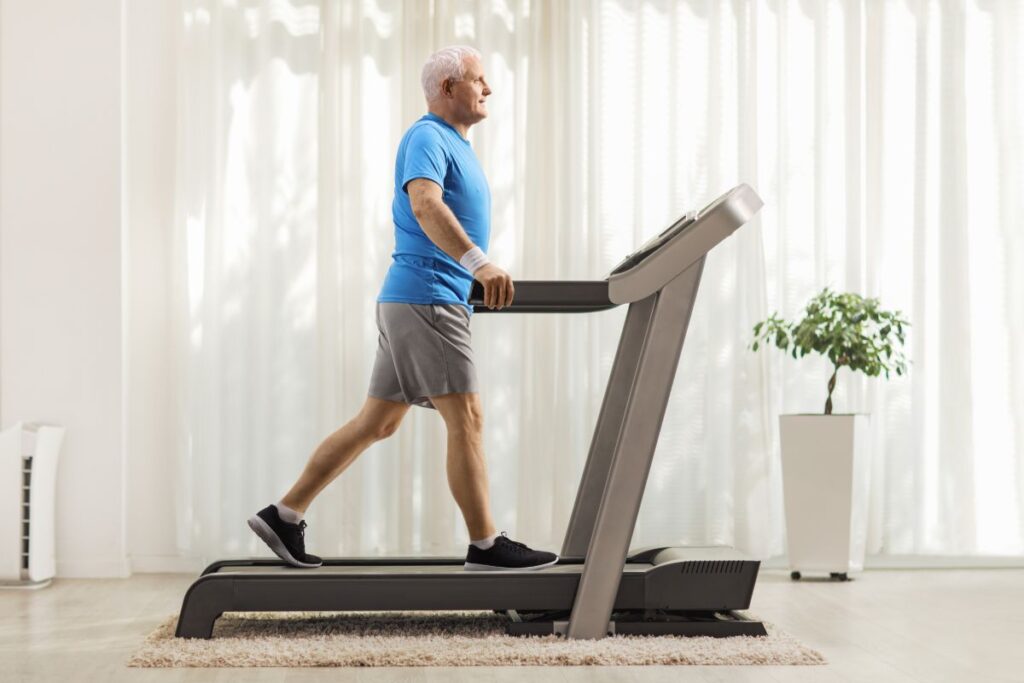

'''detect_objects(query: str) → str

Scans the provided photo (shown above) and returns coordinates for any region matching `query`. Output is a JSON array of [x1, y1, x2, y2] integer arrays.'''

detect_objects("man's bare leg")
[[431, 392, 497, 540], [279, 397, 410, 514]]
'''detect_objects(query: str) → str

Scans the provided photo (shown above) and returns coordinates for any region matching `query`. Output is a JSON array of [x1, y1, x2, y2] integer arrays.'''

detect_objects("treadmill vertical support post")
[[561, 288, 657, 558], [565, 259, 706, 639]]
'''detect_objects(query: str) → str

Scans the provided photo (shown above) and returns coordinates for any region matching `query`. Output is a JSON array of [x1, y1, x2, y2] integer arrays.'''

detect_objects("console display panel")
[[608, 211, 695, 276], [607, 186, 743, 277]]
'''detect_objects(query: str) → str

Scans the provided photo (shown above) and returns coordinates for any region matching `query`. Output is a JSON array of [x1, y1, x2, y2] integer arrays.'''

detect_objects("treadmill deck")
[[176, 552, 760, 638]]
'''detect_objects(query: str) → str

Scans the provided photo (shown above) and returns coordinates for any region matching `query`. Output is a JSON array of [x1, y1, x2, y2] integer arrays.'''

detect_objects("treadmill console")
[[608, 212, 695, 276], [607, 186, 737, 277]]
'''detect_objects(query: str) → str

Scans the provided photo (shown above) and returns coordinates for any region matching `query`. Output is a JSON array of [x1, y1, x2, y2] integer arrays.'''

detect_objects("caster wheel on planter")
[[790, 571, 802, 580], [830, 572, 849, 581]]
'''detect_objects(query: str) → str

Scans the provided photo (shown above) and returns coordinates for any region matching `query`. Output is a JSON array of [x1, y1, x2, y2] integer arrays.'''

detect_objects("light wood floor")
[[1, 568, 1022, 682]]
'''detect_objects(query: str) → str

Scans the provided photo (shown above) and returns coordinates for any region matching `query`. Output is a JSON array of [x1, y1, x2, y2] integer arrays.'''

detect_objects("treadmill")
[[175, 183, 766, 640]]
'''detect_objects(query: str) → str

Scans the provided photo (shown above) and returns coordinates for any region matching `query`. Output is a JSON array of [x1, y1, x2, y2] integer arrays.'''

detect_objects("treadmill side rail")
[[176, 567, 613, 639]]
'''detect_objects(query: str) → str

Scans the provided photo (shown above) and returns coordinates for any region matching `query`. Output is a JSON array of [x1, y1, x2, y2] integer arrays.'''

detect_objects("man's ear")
[[442, 78, 454, 98]]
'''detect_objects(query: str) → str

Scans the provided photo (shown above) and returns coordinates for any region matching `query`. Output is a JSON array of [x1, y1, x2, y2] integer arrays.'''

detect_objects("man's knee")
[[355, 398, 408, 441], [366, 419, 401, 441], [433, 393, 484, 435]]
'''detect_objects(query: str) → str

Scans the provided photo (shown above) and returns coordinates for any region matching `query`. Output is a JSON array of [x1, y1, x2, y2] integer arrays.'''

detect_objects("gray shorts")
[[368, 303, 478, 410]]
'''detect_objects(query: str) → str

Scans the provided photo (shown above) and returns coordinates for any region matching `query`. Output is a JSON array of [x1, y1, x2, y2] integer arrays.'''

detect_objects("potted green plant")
[[752, 288, 909, 581]]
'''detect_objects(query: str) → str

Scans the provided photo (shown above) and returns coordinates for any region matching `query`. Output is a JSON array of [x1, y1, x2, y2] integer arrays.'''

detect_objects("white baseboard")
[[56, 557, 132, 578], [761, 554, 1024, 570], [129, 554, 206, 575], [864, 555, 1024, 569]]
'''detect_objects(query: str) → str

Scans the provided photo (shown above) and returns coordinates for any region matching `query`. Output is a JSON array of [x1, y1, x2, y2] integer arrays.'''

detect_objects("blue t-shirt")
[[377, 112, 491, 316]]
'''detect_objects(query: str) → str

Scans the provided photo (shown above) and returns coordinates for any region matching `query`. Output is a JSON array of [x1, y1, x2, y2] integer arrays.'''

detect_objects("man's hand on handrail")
[[473, 263, 514, 310]]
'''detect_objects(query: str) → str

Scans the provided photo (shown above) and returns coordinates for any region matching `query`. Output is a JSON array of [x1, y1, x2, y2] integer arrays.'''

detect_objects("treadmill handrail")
[[466, 185, 763, 311], [469, 280, 615, 313]]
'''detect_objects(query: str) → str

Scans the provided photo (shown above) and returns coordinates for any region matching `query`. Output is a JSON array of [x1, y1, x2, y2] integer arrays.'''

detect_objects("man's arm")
[[407, 178, 476, 261], [407, 178, 514, 309]]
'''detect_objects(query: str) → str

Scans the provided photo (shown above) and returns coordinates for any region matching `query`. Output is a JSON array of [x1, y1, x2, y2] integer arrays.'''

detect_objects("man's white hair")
[[421, 45, 482, 102]]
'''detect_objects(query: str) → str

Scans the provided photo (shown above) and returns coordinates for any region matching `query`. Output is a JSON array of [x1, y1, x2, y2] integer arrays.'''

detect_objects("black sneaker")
[[464, 532, 559, 571], [247, 504, 323, 568]]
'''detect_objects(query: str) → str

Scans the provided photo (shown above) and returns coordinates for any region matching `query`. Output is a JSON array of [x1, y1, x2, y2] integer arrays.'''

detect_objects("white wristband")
[[459, 246, 490, 274]]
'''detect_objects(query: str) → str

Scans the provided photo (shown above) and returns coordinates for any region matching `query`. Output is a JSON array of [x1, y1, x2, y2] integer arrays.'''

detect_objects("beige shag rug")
[[127, 611, 825, 668]]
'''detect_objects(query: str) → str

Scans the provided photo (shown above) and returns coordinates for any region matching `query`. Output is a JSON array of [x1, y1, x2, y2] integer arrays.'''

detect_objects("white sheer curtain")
[[170, 0, 1024, 565]]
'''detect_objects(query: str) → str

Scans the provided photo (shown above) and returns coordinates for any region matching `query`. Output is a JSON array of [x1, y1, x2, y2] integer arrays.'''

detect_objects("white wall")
[[0, 0, 127, 577], [0, 0, 184, 578]]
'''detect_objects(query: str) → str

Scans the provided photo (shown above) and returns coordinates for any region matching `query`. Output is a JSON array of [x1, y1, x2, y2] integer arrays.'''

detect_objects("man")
[[248, 46, 559, 572]]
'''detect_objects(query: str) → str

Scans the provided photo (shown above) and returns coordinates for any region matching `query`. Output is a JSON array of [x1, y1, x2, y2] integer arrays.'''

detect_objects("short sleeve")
[[401, 124, 448, 194]]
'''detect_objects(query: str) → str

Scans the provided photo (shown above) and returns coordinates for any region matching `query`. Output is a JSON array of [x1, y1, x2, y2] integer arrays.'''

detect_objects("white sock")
[[471, 532, 499, 550], [274, 501, 303, 524]]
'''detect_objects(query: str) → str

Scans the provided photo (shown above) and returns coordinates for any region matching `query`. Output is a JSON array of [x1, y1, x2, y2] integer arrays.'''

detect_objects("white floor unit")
[[0, 421, 65, 587]]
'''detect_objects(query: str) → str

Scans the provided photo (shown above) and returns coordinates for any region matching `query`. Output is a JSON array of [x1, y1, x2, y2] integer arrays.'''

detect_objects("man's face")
[[446, 56, 491, 123]]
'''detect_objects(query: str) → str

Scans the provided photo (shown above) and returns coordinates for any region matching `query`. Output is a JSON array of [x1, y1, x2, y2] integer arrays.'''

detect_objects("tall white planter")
[[779, 415, 871, 580]]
